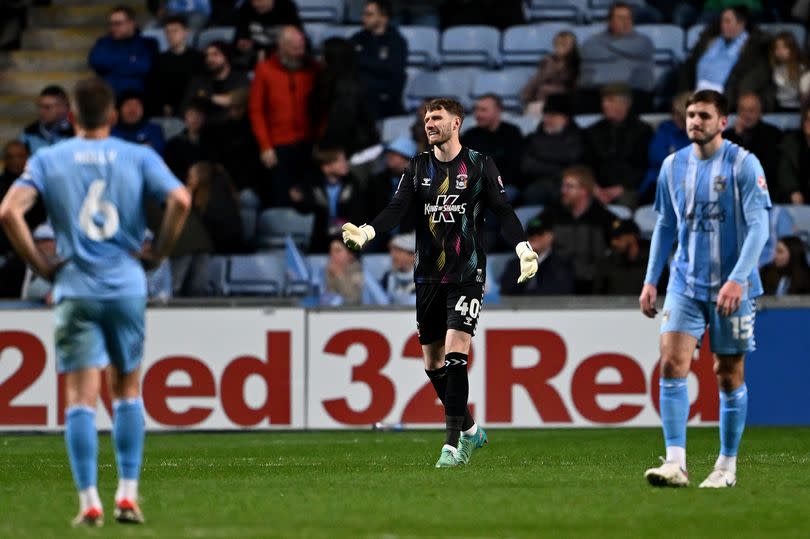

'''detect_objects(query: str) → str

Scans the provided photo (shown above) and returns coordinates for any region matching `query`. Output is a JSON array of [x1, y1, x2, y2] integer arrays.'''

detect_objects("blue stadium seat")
[[760, 23, 806, 47], [607, 204, 632, 220], [306, 254, 329, 287], [399, 26, 440, 68], [404, 68, 476, 111], [569, 24, 603, 48], [763, 113, 801, 132], [150, 116, 185, 140], [224, 253, 284, 296], [636, 24, 685, 65], [142, 28, 169, 53], [256, 208, 315, 250], [471, 68, 535, 112], [319, 24, 362, 43], [502, 113, 540, 136], [207, 256, 228, 295], [502, 23, 568, 65], [487, 253, 511, 284], [574, 113, 601, 129], [195, 26, 235, 50], [525, 0, 588, 23], [784, 205, 810, 240], [634, 204, 657, 239], [296, 0, 345, 23], [240, 208, 257, 245], [686, 24, 705, 52], [381, 115, 413, 142], [514, 205, 544, 228], [441, 26, 502, 68], [362, 253, 391, 283]]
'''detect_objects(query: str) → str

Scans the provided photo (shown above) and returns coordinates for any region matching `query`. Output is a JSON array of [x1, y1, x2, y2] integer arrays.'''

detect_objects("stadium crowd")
[[3, 0, 810, 305]]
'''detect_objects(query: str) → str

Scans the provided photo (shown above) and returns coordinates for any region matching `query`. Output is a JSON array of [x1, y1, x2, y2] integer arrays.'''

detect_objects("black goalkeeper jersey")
[[370, 147, 526, 284]]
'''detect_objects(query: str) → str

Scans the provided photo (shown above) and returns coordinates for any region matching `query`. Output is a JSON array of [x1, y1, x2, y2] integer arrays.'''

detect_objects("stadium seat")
[[784, 205, 810, 240], [362, 269, 391, 305], [362, 253, 391, 283], [763, 113, 801, 132], [304, 22, 331, 51], [195, 26, 235, 50], [607, 204, 632, 220], [760, 23, 806, 47], [440, 26, 502, 68], [381, 115, 413, 142], [207, 256, 227, 295], [319, 24, 362, 42], [150, 116, 185, 140], [256, 208, 315, 250], [501, 23, 569, 65], [686, 24, 705, 52], [574, 113, 601, 129], [224, 253, 284, 296], [636, 24, 685, 65], [634, 204, 657, 239], [514, 205, 544, 228], [142, 28, 169, 53], [404, 68, 476, 111], [503, 113, 540, 136], [487, 253, 511, 284], [399, 26, 441, 68], [240, 208, 257, 245], [525, 0, 588, 23], [470, 68, 535, 112], [296, 0, 345, 23], [569, 24, 603, 48]]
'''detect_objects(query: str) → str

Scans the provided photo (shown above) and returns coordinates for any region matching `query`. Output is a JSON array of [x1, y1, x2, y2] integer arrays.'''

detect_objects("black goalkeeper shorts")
[[415, 282, 484, 345]]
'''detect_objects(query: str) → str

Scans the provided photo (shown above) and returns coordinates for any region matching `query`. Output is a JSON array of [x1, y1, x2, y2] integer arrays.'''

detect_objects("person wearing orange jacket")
[[249, 25, 319, 206]]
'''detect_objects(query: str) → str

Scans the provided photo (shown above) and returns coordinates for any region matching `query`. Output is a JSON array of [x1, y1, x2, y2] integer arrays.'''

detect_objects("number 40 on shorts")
[[454, 296, 481, 319]]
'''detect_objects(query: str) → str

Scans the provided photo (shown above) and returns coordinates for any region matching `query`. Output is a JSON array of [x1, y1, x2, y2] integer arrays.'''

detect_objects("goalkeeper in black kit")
[[342, 98, 538, 467]]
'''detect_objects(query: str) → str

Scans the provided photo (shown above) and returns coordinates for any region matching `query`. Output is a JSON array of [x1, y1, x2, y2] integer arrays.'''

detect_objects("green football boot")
[[456, 427, 488, 465], [435, 447, 459, 468]]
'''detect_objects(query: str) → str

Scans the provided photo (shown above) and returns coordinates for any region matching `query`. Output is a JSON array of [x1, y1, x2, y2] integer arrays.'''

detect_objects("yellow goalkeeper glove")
[[341, 223, 376, 251], [515, 241, 539, 284]]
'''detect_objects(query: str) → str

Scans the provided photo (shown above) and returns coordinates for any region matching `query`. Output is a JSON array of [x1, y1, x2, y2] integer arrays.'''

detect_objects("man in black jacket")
[[148, 16, 204, 117], [722, 92, 781, 187], [233, 0, 301, 69], [500, 215, 574, 295], [350, 0, 407, 118], [593, 219, 651, 295]]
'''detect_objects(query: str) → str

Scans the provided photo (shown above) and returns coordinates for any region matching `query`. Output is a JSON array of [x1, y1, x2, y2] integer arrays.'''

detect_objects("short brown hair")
[[425, 98, 465, 123], [686, 90, 728, 117], [313, 146, 346, 167], [562, 164, 596, 192], [73, 78, 115, 129]]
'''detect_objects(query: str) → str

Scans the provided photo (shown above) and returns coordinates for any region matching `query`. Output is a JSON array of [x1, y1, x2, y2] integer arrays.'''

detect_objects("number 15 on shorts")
[[730, 314, 753, 340]]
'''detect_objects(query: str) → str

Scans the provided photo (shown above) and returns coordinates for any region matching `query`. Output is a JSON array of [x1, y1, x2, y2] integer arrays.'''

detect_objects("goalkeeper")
[[342, 98, 538, 468]]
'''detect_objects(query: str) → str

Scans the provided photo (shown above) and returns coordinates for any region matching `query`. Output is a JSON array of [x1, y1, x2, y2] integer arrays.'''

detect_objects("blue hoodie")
[[88, 32, 158, 96], [640, 119, 690, 198]]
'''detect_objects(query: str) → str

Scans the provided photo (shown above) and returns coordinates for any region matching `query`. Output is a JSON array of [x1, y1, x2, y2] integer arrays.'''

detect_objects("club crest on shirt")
[[757, 175, 768, 192], [713, 175, 727, 193], [455, 173, 468, 190]]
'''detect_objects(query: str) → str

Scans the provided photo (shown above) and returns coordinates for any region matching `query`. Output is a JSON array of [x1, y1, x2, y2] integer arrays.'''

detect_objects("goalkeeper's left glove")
[[515, 241, 539, 284]]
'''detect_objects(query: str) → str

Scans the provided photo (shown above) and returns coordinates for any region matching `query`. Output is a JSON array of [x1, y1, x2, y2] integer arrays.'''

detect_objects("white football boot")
[[699, 468, 737, 488], [644, 457, 690, 487]]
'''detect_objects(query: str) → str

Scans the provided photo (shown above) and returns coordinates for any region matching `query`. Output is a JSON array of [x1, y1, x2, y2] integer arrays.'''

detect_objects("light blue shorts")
[[54, 297, 146, 374], [660, 292, 757, 355]]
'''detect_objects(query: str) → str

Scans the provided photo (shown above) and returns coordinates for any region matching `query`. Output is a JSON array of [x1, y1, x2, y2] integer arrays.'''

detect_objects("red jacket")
[[249, 54, 319, 150]]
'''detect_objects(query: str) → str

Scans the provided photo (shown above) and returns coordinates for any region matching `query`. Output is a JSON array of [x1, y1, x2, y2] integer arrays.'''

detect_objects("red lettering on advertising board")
[[572, 354, 646, 423], [221, 331, 291, 426], [485, 329, 572, 422], [322, 329, 395, 424], [650, 335, 720, 421], [0, 331, 47, 425], [142, 356, 215, 426]]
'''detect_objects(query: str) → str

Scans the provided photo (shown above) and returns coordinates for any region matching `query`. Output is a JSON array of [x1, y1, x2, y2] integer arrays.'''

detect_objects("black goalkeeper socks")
[[443, 352, 470, 447], [426, 361, 475, 432]]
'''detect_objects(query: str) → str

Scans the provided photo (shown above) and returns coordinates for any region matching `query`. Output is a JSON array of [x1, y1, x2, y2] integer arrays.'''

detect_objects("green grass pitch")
[[2, 428, 809, 538]]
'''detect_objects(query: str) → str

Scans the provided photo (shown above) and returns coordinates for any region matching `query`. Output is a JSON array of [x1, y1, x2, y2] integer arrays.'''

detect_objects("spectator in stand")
[[233, 0, 301, 69], [380, 232, 417, 305], [500, 214, 574, 295], [760, 236, 810, 295], [640, 92, 691, 205], [367, 136, 417, 245], [187, 161, 243, 254], [148, 15, 204, 117], [164, 98, 207, 181], [769, 31, 806, 112], [520, 93, 584, 205], [0, 0, 27, 50], [593, 219, 650, 295], [520, 30, 579, 117], [760, 205, 796, 267], [20, 223, 57, 305], [156, 0, 211, 30], [310, 37, 379, 161], [111, 91, 166, 154], [21, 85, 75, 155], [184, 41, 250, 125], [88, 5, 157, 97], [577, 2, 655, 113], [678, 6, 772, 111], [0, 141, 46, 298], [461, 94, 523, 200], [250, 25, 318, 207], [205, 87, 262, 197], [585, 83, 653, 208], [722, 92, 781, 190], [289, 147, 363, 254], [322, 236, 364, 305], [779, 105, 810, 204], [350, 0, 407, 119], [541, 165, 615, 294]]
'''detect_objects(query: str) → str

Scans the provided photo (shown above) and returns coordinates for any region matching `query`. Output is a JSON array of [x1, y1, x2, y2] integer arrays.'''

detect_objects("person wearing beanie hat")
[[499, 214, 574, 295], [381, 232, 417, 305], [520, 92, 585, 204]]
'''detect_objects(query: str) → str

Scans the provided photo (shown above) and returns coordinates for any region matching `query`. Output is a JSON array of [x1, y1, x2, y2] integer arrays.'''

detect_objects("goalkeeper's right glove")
[[342, 223, 376, 251], [515, 241, 539, 284]]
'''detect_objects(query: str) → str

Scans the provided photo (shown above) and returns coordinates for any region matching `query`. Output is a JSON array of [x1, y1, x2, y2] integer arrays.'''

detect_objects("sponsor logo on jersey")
[[421, 177, 432, 187], [713, 175, 727, 193], [757, 175, 768, 192], [455, 174, 468, 190], [424, 195, 467, 223]]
